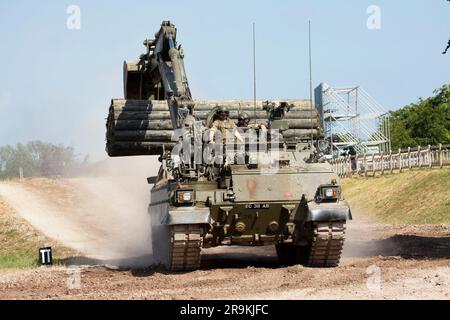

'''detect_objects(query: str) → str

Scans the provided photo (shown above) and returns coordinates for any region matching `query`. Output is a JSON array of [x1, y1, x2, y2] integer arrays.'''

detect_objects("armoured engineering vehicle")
[[106, 21, 352, 271]]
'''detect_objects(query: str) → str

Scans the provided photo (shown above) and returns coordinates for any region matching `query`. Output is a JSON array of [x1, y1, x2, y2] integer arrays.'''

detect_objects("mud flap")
[[306, 204, 352, 222], [163, 208, 211, 225]]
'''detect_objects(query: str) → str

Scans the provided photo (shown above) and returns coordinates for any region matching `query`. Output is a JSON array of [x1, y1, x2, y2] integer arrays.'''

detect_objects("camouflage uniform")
[[237, 112, 267, 131], [246, 123, 265, 130], [211, 119, 238, 142]]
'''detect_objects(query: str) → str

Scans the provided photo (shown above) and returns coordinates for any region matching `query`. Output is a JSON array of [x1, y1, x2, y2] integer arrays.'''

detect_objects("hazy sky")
[[0, 0, 449, 160]]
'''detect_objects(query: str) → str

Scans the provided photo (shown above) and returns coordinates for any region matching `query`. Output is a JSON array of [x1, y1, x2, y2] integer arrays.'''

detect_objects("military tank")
[[106, 21, 351, 271]]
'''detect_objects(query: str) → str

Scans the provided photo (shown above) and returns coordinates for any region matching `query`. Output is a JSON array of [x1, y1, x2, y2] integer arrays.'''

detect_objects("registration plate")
[[245, 203, 270, 209]]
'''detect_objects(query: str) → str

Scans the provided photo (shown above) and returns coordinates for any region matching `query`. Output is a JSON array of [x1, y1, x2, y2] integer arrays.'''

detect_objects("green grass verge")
[[0, 194, 74, 270], [342, 168, 450, 225], [0, 253, 38, 269]]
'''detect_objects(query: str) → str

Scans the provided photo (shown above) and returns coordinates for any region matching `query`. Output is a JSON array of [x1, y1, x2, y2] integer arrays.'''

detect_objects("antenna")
[[308, 20, 314, 146], [253, 22, 257, 124]]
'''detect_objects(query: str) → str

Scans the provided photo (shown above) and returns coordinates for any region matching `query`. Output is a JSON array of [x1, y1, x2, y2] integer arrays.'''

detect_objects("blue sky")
[[0, 0, 449, 160]]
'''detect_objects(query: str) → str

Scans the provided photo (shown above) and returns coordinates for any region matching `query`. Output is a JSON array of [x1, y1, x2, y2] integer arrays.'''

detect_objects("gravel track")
[[0, 179, 449, 299]]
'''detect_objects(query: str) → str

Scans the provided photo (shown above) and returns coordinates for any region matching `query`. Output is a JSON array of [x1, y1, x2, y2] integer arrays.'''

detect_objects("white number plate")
[[245, 203, 270, 209]]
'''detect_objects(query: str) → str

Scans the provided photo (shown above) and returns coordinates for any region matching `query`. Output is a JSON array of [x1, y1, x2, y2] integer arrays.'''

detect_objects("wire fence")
[[330, 144, 450, 178]]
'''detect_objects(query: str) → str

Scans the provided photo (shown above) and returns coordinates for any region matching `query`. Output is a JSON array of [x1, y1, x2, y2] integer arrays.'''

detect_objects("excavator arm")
[[151, 21, 194, 129], [126, 21, 194, 129]]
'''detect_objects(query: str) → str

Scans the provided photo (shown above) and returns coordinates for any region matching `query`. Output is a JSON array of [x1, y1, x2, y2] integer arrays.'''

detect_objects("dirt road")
[[0, 174, 449, 299]]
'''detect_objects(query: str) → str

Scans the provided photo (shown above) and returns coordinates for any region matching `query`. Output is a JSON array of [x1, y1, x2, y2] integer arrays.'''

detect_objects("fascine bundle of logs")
[[106, 99, 322, 156]]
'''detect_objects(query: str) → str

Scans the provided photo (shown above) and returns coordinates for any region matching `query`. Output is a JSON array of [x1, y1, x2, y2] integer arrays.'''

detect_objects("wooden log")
[[107, 99, 322, 156], [192, 99, 311, 109], [283, 111, 319, 118], [112, 99, 314, 112], [112, 110, 319, 122], [111, 99, 166, 111], [283, 119, 319, 128], [106, 141, 175, 157], [113, 111, 172, 120], [194, 111, 271, 119], [113, 120, 174, 130], [113, 120, 172, 130], [111, 127, 321, 143], [113, 119, 279, 130], [113, 130, 174, 141], [112, 118, 319, 131], [282, 129, 320, 138]]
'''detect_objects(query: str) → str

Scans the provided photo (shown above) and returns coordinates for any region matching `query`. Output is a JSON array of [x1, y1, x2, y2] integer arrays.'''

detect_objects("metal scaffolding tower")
[[315, 83, 391, 155]]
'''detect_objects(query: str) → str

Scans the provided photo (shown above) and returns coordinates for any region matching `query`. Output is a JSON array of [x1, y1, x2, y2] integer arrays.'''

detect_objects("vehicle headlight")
[[176, 190, 194, 204], [324, 188, 335, 198], [316, 185, 340, 202]]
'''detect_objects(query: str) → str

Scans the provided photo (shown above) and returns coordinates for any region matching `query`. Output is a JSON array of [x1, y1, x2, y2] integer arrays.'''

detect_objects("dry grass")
[[0, 190, 74, 269], [342, 168, 450, 224], [18, 178, 81, 210]]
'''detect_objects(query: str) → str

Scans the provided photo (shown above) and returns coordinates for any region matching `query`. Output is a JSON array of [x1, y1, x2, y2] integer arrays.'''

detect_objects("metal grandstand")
[[314, 83, 391, 155]]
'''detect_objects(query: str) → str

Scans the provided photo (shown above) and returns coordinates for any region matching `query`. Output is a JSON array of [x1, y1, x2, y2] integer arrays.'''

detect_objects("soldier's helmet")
[[216, 105, 229, 115], [238, 112, 250, 121], [215, 105, 230, 121]]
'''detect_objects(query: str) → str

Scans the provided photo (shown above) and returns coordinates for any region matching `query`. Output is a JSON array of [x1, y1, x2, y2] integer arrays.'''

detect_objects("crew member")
[[209, 106, 243, 143], [237, 112, 267, 131]]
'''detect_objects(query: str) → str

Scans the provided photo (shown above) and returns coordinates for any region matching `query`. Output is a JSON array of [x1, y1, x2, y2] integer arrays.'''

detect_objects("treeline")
[[390, 84, 450, 150], [0, 141, 89, 179]]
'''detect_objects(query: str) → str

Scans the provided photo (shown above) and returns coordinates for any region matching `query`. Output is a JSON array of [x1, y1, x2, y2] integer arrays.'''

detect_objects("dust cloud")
[[69, 156, 161, 267], [341, 208, 392, 260], [0, 156, 161, 268]]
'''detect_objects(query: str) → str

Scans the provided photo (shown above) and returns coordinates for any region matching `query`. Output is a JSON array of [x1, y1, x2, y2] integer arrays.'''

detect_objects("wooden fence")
[[330, 144, 450, 178]]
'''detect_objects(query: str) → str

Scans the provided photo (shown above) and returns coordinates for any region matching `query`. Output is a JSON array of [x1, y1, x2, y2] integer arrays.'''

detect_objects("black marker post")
[[38, 247, 52, 265]]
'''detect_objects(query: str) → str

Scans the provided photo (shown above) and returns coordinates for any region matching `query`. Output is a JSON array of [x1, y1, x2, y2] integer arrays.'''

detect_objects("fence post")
[[399, 148, 402, 172], [408, 147, 411, 169], [345, 156, 352, 178], [380, 152, 385, 175], [347, 156, 352, 178], [439, 144, 443, 168], [371, 153, 375, 176], [389, 151, 393, 174], [428, 145, 432, 168], [343, 157, 346, 177], [364, 154, 367, 177], [417, 145, 421, 169]]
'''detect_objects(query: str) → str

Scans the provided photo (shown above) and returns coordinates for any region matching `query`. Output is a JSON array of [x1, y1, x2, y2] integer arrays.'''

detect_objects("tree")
[[0, 141, 85, 179], [389, 84, 450, 149]]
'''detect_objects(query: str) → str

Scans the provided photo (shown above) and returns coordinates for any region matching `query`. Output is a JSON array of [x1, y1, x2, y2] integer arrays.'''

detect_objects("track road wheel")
[[305, 221, 346, 267], [169, 224, 203, 272]]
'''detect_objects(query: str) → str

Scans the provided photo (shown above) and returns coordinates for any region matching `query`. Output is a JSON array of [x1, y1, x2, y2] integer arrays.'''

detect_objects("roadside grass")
[[342, 168, 450, 225], [0, 192, 74, 270]]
